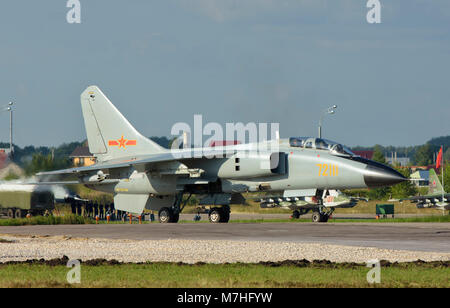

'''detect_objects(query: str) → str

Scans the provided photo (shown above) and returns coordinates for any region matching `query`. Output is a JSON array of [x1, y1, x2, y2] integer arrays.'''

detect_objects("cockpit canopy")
[[289, 137, 355, 156]]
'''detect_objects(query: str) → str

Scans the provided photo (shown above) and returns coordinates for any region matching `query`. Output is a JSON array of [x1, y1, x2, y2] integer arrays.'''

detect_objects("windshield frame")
[[289, 137, 355, 157]]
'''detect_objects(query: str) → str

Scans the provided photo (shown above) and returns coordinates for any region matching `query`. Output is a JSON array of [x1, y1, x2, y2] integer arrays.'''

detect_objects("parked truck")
[[0, 184, 54, 218]]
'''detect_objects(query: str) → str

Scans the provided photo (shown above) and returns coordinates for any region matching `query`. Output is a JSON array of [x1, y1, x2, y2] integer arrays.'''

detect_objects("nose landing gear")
[[312, 207, 334, 223]]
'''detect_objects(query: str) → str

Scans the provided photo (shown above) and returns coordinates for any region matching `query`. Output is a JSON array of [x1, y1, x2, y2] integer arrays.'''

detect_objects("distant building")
[[70, 146, 96, 167], [353, 150, 374, 160], [383, 151, 410, 166], [210, 140, 241, 147], [385, 156, 410, 167]]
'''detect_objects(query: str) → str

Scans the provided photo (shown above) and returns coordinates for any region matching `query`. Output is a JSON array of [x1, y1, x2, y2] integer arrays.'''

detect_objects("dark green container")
[[376, 204, 394, 218]]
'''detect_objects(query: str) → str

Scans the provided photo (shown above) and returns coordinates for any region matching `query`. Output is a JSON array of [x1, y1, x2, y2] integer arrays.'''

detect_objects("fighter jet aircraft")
[[401, 169, 450, 210], [259, 189, 367, 222], [37, 86, 406, 223]]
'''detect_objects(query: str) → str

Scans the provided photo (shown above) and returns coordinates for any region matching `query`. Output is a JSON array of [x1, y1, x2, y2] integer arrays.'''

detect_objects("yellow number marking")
[[324, 164, 329, 176], [317, 164, 338, 177], [316, 164, 322, 176]]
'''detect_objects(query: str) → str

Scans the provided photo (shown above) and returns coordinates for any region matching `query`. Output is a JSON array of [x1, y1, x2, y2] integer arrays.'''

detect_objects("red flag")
[[436, 147, 443, 170]]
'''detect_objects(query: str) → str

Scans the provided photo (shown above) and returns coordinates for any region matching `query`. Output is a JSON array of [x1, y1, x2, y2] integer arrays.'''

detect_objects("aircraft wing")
[[400, 193, 450, 203], [36, 149, 235, 183], [38, 153, 175, 176], [34, 179, 120, 185]]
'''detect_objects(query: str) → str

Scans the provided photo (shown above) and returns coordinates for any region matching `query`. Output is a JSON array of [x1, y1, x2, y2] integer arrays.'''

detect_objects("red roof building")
[[209, 140, 241, 147], [353, 150, 374, 160]]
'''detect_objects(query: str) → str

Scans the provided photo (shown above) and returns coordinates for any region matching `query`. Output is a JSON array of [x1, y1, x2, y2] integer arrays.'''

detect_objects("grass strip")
[[0, 259, 448, 288], [0, 214, 449, 226], [0, 215, 91, 226]]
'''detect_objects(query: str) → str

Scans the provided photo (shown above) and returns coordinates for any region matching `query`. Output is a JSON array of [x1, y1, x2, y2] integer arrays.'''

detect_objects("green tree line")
[[351, 135, 450, 166]]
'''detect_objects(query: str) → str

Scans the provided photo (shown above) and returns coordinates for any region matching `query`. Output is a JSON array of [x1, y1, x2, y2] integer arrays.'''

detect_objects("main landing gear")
[[158, 207, 180, 223], [208, 205, 230, 223], [158, 192, 188, 223], [291, 207, 334, 223], [157, 193, 231, 224]]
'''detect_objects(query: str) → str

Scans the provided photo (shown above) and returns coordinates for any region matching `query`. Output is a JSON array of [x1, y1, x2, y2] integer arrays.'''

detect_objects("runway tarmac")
[[1, 221, 449, 253]]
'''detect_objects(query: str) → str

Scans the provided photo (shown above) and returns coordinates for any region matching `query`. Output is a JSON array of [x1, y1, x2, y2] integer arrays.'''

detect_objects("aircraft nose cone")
[[363, 163, 407, 188]]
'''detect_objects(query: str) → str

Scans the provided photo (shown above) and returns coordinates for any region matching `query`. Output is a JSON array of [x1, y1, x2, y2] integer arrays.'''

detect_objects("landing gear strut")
[[158, 192, 192, 223]]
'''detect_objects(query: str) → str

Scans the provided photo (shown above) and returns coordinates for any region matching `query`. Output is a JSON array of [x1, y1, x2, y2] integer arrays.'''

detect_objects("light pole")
[[1, 102, 14, 158], [8, 102, 13, 158], [318, 105, 337, 139]]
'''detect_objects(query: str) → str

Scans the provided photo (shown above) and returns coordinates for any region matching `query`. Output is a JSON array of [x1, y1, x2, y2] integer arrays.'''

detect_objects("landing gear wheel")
[[158, 208, 171, 223], [312, 211, 328, 223], [158, 207, 179, 223], [209, 208, 221, 223], [7, 209, 14, 219], [292, 210, 300, 219], [209, 207, 229, 223], [312, 212, 320, 223]]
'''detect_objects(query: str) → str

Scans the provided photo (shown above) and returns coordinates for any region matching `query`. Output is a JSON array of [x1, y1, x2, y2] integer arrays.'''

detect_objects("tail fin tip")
[[428, 168, 445, 195], [80, 85, 166, 161]]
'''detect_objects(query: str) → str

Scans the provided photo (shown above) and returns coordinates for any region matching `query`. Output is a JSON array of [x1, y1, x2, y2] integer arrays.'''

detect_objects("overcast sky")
[[0, 0, 449, 148]]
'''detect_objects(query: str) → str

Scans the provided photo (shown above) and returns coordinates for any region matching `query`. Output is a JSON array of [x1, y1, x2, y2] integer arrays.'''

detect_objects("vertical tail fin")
[[428, 168, 445, 195], [81, 85, 166, 162]]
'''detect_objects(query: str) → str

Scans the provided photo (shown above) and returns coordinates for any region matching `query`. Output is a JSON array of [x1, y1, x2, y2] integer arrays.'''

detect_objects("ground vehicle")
[[0, 184, 54, 218]]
